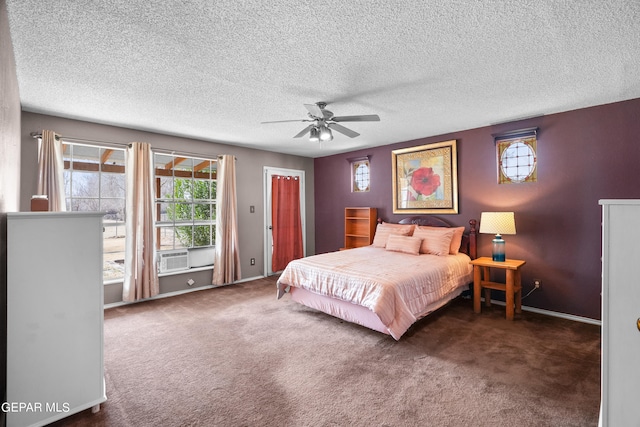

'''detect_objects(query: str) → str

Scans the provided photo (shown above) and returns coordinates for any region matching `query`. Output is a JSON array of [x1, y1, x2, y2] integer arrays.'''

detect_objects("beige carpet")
[[52, 276, 601, 427]]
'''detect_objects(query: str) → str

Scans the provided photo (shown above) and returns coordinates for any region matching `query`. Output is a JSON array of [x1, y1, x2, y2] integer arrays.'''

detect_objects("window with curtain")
[[62, 142, 127, 281], [154, 153, 217, 254]]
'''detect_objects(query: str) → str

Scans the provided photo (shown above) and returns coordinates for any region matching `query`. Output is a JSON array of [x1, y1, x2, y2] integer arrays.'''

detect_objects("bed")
[[276, 216, 478, 340]]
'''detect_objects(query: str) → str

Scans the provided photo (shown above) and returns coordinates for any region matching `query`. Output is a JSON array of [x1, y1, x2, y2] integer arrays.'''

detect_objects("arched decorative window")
[[349, 156, 371, 192], [494, 128, 538, 184]]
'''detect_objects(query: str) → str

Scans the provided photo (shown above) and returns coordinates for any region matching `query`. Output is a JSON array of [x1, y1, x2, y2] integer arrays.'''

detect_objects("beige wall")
[[21, 112, 315, 303]]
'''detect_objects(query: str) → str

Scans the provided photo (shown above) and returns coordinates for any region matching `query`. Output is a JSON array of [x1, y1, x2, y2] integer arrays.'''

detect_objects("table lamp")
[[479, 212, 516, 262]]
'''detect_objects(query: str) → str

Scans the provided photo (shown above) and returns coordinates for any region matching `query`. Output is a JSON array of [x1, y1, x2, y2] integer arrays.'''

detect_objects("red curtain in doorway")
[[271, 175, 303, 272]]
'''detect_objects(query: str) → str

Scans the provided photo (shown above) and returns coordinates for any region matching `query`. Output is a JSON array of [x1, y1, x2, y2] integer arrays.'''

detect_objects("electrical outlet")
[[250, 258, 255, 265], [534, 279, 541, 289]]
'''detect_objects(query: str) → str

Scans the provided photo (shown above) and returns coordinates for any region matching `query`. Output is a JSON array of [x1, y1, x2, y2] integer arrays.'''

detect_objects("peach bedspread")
[[277, 246, 473, 339]]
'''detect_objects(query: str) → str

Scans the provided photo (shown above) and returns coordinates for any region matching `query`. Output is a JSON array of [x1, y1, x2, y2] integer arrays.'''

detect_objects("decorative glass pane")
[[351, 159, 370, 192], [497, 137, 537, 184]]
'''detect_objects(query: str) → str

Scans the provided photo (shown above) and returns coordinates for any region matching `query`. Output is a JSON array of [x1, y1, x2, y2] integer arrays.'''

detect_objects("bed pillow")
[[448, 227, 465, 254], [415, 225, 465, 254], [385, 234, 423, 255], [382, 222, 416, 236], [371, 223, 415, 247], [413, 227, 455, 256]]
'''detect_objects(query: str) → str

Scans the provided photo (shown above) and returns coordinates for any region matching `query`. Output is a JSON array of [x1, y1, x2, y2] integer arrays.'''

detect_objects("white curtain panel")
[[213, 154, 241, 285], [36, 129, 66, 211], [123, 142, 159, 302]]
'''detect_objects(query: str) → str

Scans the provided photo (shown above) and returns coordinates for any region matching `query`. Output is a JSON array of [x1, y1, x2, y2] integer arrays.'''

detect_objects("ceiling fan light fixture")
[[319, 125, 333, 141], [262, 102, 380, 142], [309, 127, 320, 142]]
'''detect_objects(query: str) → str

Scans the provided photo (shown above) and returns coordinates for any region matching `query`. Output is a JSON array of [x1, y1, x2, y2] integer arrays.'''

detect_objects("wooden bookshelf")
[[344, 207, 377, 249]]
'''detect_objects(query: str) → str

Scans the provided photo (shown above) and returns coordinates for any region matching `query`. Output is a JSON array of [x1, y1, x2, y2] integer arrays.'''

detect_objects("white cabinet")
[[6, 212, 106, 427], [599, 200, 640, 426]]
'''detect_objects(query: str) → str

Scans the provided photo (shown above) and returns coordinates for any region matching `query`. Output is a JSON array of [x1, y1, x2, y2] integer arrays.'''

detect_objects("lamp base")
[[492, 235, 506, 262]]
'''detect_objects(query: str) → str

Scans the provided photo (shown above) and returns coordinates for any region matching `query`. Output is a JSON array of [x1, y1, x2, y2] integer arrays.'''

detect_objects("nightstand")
[[470, 257, 526, 320]]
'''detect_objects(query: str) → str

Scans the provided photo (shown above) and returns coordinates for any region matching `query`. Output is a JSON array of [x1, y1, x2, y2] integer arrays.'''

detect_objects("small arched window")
[[349, 157, 371, 192]]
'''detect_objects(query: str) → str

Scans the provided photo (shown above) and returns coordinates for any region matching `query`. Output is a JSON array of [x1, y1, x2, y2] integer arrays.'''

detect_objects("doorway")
[[263, 167, 306, 276]]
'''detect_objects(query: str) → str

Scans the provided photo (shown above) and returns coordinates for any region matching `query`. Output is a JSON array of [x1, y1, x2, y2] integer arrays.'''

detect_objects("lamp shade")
[[479, 212, 516, 235], [319, 125, 333, 141], [309, 127, 320, 142]]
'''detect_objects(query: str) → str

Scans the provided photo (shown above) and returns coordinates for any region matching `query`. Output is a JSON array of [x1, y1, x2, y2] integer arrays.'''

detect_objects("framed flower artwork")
[[391, 140, 458, 214]]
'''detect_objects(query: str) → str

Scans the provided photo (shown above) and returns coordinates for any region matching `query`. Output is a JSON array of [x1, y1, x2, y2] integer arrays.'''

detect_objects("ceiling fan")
[[261, 102, 380, 142]]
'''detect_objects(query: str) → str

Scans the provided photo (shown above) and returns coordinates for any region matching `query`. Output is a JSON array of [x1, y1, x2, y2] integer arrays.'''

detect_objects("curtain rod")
[[152, 148, 222, 160], [30, 132, 130, 149], [30, 132, 222, 160]]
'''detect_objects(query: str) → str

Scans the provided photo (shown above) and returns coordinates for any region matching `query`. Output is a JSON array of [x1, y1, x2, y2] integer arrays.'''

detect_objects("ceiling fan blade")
[[293, 124, 314, 138], [304, 103, 324, 118], [328, 123, 360, 138], [331, 114, 380, 122], [261, 119, 307, 124]]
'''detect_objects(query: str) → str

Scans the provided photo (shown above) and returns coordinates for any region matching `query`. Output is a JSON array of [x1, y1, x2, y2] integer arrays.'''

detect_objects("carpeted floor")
[[51, 276, 601, 427]]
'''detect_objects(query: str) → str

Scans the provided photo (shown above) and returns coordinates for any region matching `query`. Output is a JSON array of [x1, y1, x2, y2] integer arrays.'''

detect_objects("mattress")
[[277, 246, 473, 339]]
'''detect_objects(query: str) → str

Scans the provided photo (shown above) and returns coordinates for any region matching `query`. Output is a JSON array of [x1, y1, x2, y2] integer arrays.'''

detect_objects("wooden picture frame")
[[392, 140, 458, 214]]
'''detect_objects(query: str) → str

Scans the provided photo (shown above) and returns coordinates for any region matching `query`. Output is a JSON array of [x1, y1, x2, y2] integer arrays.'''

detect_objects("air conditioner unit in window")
[[159, 249, 189, 273]]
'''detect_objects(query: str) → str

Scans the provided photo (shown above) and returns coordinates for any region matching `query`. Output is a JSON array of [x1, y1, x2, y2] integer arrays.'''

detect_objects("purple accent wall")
[[315, 98, 640, 320]]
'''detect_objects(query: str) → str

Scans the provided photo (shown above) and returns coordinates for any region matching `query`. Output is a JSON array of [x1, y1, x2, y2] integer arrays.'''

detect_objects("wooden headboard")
[[379, 216, 478, 259]]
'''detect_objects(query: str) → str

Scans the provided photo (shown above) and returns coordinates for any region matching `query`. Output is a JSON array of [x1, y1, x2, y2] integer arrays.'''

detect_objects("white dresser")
[[599, 200, 640, 426], [6, 212, 106, 427]]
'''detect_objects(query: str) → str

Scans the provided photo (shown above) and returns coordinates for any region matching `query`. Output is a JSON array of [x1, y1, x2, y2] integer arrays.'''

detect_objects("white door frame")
[[263, 166, 306, 276]]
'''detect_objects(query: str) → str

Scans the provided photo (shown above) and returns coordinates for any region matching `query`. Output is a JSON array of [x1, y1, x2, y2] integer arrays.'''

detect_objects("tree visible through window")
[[62, 143, 126, 281], [154, 154, 217, 252]]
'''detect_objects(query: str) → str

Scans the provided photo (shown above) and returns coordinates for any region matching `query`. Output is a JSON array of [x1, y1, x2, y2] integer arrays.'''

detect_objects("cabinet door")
[[7, 212, 105, 427], [601, 202, 640, 426]]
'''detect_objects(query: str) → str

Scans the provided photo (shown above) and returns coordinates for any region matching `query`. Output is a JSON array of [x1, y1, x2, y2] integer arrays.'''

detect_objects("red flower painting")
[[409, 167, 441, 198], [393, 141, 457, 213]]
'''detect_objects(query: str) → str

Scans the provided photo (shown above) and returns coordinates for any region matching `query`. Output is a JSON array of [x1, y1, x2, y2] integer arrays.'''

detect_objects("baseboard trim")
[[104, 275, 266, 309], [486, 298, 601, 326], [106, 279, 601, 326]]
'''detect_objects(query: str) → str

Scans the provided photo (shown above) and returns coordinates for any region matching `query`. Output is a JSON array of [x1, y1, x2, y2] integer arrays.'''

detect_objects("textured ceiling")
[[6, 1, 640, 158]]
